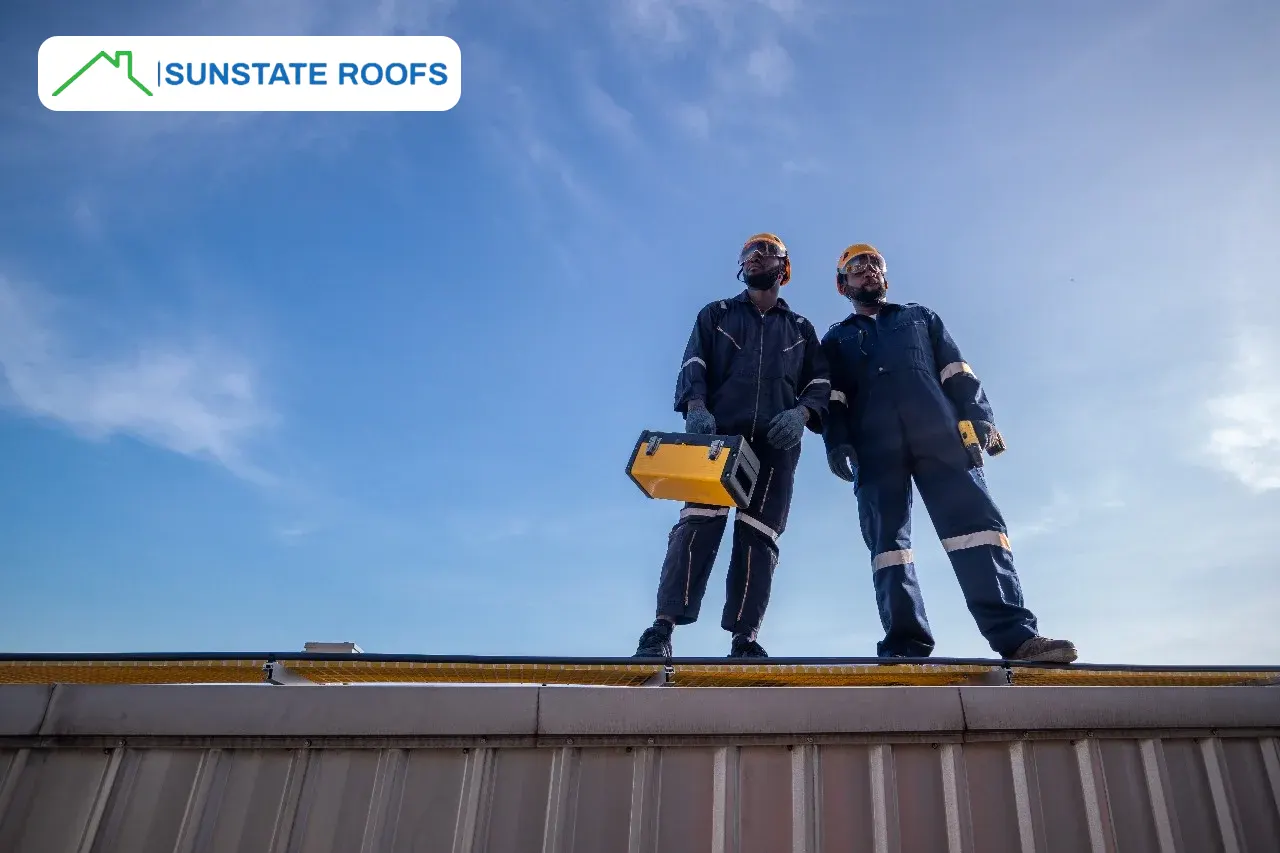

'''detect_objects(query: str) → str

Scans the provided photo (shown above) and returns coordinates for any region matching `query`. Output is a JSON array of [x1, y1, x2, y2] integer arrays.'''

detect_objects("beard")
[[744, 269, 781, 290], [851, 280, 887, 305]]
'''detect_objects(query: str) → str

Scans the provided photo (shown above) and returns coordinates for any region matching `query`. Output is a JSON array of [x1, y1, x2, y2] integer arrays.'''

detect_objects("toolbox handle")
[[645, 435, 662, 455], [708, 439, 724, 460]]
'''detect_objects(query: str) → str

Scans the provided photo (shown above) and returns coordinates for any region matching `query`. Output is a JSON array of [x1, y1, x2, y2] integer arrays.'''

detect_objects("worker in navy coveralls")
[[821, 242, 1077, 663], [633, 233, 831, 659]]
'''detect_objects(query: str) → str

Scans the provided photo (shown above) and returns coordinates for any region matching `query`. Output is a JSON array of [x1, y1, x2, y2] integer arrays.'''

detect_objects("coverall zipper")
[[750, 309, 764, 442]]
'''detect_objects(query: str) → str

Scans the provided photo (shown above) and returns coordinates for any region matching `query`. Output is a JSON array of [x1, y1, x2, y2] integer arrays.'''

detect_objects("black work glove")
[[973, 420, 1007, 457], [766, 406, 807, 450], [826, 443, 857, 482], [685, 406, 716, 435]]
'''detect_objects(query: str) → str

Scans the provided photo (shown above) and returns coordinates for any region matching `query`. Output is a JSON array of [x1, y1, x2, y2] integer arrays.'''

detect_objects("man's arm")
[[795, 317, 831, 434], [926, 308, 996, 425], [674, 305, 716, 414], [819, 332, 854, 453]]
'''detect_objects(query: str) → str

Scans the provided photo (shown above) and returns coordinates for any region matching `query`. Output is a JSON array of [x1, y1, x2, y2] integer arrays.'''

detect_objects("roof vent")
[[303, 641, 363, 654]]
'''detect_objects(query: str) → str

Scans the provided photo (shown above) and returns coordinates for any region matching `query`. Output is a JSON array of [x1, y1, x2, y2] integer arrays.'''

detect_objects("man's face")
[[740, 240, 786, 288], [841, 253, 887, 302], [743, 249, 784, 279]]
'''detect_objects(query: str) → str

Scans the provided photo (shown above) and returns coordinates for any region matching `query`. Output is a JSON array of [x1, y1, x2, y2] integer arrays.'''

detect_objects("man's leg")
[[720, 442, 798, 654], [911, 453, 1041, 657], [857, 447, 935, 657], [633, 503, 728, 657]]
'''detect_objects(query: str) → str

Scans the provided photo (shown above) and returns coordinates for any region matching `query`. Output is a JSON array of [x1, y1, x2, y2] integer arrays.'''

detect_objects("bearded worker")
[[633, 233, 831, 659], [820, 242, 1077, 663]]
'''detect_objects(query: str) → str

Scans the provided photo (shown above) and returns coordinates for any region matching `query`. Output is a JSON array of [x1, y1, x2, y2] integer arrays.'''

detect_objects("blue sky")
[[2, 0, 1277, 665]]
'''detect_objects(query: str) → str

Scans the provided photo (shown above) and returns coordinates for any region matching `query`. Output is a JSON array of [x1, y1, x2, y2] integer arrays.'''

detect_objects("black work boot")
[[1010, 635, 1077, 663], [729, 634, 768, 658], [633, 619, 673, 658]]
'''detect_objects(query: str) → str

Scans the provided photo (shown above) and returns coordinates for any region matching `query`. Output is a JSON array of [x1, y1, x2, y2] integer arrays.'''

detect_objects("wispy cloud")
[[0, 275, 274, 484], [745, 41, 794, 95], [609, 0, 808, 141], [1204, 329, 1280, 492], [581, 78, 638, 144], [1007, 473, 1127, 543]]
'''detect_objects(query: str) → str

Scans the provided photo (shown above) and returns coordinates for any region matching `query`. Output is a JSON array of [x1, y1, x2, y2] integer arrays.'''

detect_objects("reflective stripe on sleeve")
[[801, 378, 830, 394], [830, 390, 848, 405], [681, 357, 706, 371], [940, 361, 974, 382]]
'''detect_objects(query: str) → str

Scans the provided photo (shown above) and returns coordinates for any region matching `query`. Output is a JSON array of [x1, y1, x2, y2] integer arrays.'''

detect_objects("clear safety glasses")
[[840, 252, 886, 276], [739, 240, 788, 265]]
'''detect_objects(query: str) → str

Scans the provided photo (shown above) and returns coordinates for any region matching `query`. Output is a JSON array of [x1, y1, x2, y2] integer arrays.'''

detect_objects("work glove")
[[973, 420, 1007, 457], [766, 406, 807, 450], [826, 444, 857, 482], [685, 405, 716, 435]]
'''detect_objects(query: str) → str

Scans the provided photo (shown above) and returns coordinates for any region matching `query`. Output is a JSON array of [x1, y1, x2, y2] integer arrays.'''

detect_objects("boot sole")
[[1020, 647, 1078, 664]]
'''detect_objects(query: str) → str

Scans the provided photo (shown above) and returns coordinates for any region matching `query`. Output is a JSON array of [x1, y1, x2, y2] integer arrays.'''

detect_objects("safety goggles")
[[840, 253, 886, 275], [739, 240, 788, 265]]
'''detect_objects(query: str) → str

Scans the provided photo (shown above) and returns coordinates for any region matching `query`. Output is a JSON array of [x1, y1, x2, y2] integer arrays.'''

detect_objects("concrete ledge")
[[0, 685, 54, 735], [38, 684, 540, 737], [538, 685, 967, 735], [10, 683, 1278, 741], [960, 686, 1280, 731]]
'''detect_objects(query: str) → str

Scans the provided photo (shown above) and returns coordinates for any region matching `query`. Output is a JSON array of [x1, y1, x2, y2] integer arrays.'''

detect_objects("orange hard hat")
[[741, 233, 792, 286]]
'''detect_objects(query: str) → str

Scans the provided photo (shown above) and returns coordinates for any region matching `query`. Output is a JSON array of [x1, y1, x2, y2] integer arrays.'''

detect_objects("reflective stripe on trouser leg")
[[655, 504, 728, 625], [856, 448, 936, 657], [940, 530, 1037, 655], [870, 551, 935, 657], [721, 441, 796, 638], [912, 459, 1038, 655]]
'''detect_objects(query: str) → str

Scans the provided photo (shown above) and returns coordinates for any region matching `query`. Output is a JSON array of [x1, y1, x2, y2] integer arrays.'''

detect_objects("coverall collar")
[[839, 301, 905, 324], [733, 289, 792, 314]]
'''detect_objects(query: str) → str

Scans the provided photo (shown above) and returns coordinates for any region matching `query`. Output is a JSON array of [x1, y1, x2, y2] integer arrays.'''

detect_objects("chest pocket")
[[762, 319, 804, 380], [836, 328, 870, 371], [882, 318, 935, 372]]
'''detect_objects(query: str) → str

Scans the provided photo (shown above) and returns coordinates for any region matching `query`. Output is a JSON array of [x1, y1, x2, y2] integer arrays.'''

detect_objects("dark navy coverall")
[[820, 302, 1038, 657], [655, 290, 830, 638]]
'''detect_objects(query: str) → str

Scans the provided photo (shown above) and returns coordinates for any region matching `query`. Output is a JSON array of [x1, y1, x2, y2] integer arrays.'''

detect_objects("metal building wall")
[[1, 683, 1278, 852]]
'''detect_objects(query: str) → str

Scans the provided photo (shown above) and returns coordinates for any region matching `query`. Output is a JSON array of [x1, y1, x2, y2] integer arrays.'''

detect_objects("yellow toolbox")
[[625, 430, 760, 508]]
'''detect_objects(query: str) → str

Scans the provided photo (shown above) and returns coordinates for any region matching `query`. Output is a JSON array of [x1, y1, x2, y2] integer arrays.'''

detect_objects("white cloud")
[[581, 78, 638, 143], [610, 0, 806, 140], [1204, 329, 1280, 491], [782, 156, 822, 174], [746, 42, 794, 95], [673, 103, 712, 139], [616, 0, 803, 46], [0, 275, 274, 484], [1009, 475, 1127, 543], [70, 198, 101, 239]]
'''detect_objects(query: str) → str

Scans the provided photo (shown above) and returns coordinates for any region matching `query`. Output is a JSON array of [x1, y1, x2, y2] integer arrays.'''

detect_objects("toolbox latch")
[[708, 439, 724, 460], [645, 435, 662, 455]]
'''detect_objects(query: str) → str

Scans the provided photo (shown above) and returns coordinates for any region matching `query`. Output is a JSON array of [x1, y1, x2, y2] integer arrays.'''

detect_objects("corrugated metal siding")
[[2, 684, 1278, 852]]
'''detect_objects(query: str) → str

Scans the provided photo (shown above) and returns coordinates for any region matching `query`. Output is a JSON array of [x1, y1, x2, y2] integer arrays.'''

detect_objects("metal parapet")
[[1, 653, 1278, 688]]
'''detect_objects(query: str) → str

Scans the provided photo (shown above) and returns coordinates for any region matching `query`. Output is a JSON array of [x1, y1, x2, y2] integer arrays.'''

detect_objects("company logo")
[[38, 36, 461, 112], [52, 50, 154, 98]]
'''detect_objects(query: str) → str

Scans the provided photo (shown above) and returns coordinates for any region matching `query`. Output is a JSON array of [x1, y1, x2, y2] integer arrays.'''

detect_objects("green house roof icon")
[[53, 50, 153, 97]]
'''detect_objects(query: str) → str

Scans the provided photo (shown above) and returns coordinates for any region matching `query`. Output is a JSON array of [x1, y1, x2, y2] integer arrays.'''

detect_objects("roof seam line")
[[35, 684, 58, 737]]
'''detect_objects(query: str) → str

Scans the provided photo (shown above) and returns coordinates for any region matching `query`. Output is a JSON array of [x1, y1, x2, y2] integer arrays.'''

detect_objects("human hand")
[[685, 404, 716, 435], [973, 420, 1006, 456], [826, 444, 857, 481], [766, 406, 806, 449]]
